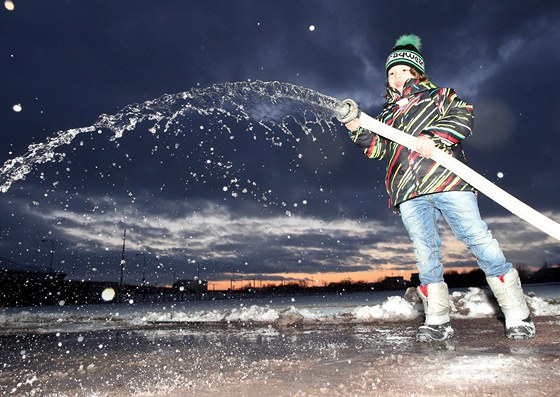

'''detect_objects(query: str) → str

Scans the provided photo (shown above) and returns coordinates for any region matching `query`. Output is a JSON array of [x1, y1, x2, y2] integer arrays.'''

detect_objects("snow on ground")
[[1, 285, 559, 334]]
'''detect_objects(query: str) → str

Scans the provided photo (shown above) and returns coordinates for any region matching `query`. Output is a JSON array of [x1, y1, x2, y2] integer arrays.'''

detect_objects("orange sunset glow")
[[205, 266, 479, 291]]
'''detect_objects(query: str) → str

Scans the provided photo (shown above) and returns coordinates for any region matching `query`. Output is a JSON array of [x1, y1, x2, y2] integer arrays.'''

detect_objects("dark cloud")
[[1, 1, 559, 287]]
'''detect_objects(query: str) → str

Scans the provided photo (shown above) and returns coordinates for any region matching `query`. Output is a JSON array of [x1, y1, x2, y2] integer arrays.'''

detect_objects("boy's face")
[[387, 65, 414, 93]]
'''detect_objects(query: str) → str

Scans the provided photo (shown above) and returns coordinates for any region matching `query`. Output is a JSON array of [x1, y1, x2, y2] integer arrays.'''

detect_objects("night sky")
[[1, 0, 559, 289]]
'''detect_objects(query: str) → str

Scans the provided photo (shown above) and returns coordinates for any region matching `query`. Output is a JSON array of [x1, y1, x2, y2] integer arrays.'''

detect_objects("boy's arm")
[[421, 88, 474, 147], [348, 126, 389, 160]]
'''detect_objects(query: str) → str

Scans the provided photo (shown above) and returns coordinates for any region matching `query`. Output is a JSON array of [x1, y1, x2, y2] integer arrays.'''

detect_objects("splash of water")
[[0, 81, 341, 194]]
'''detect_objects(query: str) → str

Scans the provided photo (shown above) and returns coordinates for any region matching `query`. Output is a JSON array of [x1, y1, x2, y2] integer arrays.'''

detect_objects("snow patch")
[[0, 285, 558, 333], [353, 296, 417, 321]]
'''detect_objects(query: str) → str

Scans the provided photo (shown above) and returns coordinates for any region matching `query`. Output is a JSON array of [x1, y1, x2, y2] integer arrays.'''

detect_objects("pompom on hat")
[[386, 34, 425, 75]]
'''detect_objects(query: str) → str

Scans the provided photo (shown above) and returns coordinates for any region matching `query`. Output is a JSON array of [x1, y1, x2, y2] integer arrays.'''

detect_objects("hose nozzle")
[[334, 98, 360, 123]]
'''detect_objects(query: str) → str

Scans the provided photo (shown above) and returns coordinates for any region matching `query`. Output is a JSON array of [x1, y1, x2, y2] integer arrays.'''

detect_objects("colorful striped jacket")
[[349, 78, 475, 210]]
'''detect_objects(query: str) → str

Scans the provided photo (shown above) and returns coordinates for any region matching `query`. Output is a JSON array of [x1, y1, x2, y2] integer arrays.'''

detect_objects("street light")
[[136, 253, 147, 302], [119, 228, 126, 303], [136, 253, 147, 286], [41, 238, 54, 273], [188, 258, 200, 280]]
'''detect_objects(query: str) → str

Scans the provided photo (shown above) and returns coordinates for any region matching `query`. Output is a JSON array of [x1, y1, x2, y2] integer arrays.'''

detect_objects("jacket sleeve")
[[421, 88, 474, 147], [349, 126, 389, 160]]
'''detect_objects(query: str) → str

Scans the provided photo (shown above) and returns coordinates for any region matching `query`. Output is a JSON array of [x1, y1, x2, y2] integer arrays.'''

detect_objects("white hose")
[[336, 100, 560, 241]]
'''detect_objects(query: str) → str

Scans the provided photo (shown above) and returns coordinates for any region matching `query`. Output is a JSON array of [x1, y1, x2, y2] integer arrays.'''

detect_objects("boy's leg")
[[399, 196, 444, 285], [416, 282, 454, 341], [399, 196, 453, 341], [437, 191, 535, 339], [486, 269, 535, 339]]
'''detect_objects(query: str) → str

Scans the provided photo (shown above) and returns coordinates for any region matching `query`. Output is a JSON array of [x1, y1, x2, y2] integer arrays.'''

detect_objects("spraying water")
[[0, 81, 342, 195], [0, 80, 368, 283]]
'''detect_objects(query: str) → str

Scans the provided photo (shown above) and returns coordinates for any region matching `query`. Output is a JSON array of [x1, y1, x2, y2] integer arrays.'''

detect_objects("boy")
[[344, 34, 535, 341]]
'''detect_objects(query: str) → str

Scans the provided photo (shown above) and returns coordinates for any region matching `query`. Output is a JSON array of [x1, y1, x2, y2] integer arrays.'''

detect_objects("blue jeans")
[[399, 191, 511, 285]]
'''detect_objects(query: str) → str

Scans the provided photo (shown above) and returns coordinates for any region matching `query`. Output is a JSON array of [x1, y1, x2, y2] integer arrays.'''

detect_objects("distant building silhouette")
[[383, 276, 406, 289], [1, 255, 558, 307], [173, 278, 208, 293], [1, 256, 65, 306]]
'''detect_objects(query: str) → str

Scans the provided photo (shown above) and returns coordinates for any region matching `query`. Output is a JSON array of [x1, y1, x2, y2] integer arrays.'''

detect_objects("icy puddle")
[[2, 317, 559, 397]]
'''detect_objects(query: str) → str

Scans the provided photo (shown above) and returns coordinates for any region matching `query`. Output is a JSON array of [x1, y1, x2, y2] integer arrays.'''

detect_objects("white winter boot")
[[486, 268, 535, 339], [416, 282, 454, 342]]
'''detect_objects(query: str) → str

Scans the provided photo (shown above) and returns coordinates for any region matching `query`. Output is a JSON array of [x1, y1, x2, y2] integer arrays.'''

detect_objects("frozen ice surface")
[[2, 316, 560, 396], [1, 285, 560, 396]]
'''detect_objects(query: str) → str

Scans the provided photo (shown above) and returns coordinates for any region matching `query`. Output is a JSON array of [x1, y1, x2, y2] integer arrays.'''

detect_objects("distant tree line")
[[1, 263, 558, 307], [239, 264, 560, 295]]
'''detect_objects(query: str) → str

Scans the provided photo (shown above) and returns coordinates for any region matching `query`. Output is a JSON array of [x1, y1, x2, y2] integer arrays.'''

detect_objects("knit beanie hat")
[[385, 34, 425, 75]]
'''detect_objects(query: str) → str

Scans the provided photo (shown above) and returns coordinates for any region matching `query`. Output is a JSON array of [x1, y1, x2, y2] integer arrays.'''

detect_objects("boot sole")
[[416, 325, 454, 342]]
